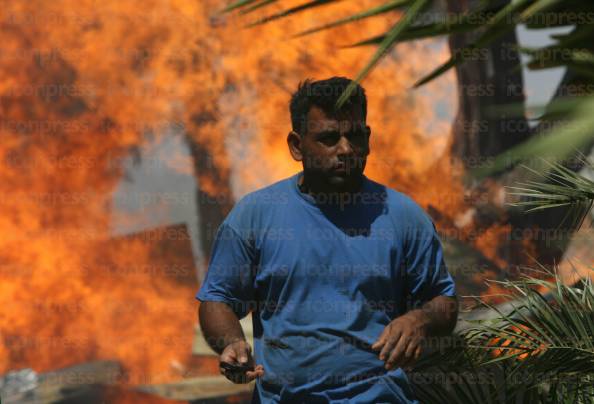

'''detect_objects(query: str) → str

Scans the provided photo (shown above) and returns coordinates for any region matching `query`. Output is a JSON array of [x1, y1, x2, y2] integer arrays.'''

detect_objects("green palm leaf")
[[335, 0, 430, 109], [473, 95, 594, 179], [220, 0, 262, 13], [238, 0, 278, 15], [411, 269, 594, 403], [343, 17, 479, 47], [292, 0, 410, 38], [414, 0, 534, 87], [506, 158, 594, 229], [245, 0, 340, 28]]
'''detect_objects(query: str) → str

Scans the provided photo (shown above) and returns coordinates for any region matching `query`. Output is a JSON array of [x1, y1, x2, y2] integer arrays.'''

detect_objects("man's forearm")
[[409, 295, 458, 337], [199, 301, 246, 355]]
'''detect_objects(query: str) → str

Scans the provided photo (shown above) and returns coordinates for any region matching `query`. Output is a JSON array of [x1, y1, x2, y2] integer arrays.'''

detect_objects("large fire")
[[0, 0, 519, 393]]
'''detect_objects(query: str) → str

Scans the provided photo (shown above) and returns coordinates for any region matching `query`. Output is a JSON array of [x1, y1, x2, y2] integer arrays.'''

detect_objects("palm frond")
[[519, 0, 564, 21], [473, 94, 594, 179], [468, 274, 594, 394], [245, 0, 340, 28], [293, 0, 410, 38], [505, 158, 594, 231], [335, 0, 430, 108], [414, 0, 534, 87], [343, 16, 479, 47], [220, 0, 262, 13], [411, 268, 594, 403], [238, 0, 278, 15]]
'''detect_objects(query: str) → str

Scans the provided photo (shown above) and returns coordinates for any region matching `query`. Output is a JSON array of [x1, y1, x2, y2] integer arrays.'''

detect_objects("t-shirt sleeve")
[[404, 215, 456, 309], [196, 222, 257, 320]]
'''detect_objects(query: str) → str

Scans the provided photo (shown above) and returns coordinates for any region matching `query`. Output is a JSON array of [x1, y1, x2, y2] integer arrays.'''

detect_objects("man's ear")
[[287, 130, 303, 162]]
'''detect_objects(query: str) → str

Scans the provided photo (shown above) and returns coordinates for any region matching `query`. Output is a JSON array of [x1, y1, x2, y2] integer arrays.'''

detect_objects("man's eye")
[[319, 134, 339, 145]]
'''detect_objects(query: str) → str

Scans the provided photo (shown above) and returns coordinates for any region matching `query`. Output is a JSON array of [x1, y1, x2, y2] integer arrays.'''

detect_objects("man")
[[197, 76, 458, 403]]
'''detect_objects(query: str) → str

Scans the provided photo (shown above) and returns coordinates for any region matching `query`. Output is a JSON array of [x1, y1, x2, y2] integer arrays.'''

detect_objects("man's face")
[[289, 105, 371, 191]]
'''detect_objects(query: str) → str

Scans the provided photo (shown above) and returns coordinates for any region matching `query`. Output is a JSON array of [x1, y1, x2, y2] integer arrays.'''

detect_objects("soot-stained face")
[[288, 105, 371, 193]]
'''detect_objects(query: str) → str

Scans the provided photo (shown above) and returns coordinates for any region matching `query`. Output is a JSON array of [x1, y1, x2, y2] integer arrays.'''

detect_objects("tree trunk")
[[445, 0, 592, 271], [446, 0, 532, 165]]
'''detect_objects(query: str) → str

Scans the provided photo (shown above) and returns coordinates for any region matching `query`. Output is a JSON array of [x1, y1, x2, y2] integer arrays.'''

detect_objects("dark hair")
[[289, 76, 367, 136]]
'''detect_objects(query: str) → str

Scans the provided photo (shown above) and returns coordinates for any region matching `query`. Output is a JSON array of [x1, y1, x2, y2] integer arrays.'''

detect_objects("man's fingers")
[[222, 340, 253, 365], [243, 372, 257, 382], [245, 365, 265, 381], [386, 333, 409, 369], [379, 329, 401, 361], [221, 349, 237, 364], [400, 339, 420, 370], [222, 364, 264, 384], [371, 338, 385, 351], [414, 345, 422, 361], [371, 327, 389, 350], [252, 364, 264, 373], [219, 340, 257, 384], [237, 342, 250, 364]]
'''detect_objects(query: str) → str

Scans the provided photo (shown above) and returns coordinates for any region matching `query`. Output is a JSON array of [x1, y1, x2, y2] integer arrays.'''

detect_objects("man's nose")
[[336, 135, 354, 157]]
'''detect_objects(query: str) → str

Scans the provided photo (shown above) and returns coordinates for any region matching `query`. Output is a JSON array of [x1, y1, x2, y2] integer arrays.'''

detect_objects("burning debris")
[[0, 361, 120, 404], [0, 368, 38, 401]]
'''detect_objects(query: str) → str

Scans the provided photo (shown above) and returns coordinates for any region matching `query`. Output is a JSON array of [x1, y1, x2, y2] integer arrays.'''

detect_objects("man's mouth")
[[332, 163, 355, 174]]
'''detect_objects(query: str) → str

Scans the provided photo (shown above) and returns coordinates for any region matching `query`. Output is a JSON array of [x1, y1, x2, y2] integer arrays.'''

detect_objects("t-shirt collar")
[[291, 170, 369, 207]]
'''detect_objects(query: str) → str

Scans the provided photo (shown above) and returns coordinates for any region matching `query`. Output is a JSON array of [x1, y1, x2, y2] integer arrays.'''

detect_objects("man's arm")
[[371, 294, 458, 370], [199, 301, 264, 383], [199, 301, 246, 355], [196, 220, 263, 383], [409, 294, 458, 336], [372, 202, 458, 370]]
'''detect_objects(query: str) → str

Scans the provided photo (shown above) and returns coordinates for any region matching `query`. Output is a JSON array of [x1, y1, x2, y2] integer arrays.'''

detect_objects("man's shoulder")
[[234, 175, 293, 211], [223, 175, 294, 229], [365, 176, 433, 227], [365, 176, 422, 210]]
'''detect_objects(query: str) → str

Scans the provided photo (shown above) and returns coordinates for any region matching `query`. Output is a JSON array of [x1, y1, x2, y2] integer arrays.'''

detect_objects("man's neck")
[[298, 173, 364, 201]]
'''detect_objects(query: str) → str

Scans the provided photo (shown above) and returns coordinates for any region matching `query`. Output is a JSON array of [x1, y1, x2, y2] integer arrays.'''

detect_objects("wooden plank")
[[1, 360, 121, 404], [135, 375, 254, 401]]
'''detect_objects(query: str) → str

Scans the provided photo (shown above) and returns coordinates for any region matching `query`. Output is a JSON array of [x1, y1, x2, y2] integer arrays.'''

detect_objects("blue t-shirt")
[[197, 171, 456, 403]]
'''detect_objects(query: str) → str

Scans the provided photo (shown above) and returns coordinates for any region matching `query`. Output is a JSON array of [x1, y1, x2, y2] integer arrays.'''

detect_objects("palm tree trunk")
[[446, 0, 593, 270]]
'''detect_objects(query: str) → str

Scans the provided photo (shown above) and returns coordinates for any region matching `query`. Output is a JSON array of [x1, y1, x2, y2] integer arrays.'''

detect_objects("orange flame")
[[0, 0, 518, 392]]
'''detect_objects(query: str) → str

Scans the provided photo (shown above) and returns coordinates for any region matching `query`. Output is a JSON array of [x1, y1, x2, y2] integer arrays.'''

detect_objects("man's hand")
[[198, 302, 265, 383], [219, 339, 264, 384], [372, 295, 458, 371], [371, 311, 428, 371]]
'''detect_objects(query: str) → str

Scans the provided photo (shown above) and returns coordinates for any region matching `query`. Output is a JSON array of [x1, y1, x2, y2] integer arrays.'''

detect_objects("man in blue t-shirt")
[[197, 76, 458, 403]]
